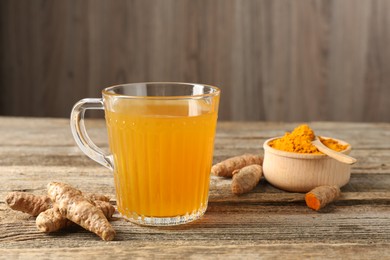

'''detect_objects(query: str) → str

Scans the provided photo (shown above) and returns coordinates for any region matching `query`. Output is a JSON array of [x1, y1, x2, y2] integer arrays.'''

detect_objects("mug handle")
[[70, 98, 114, 171]]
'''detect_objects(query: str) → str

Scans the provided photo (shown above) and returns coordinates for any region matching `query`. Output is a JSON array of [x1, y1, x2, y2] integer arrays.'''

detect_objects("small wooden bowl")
[[262, 137, 352, 192]]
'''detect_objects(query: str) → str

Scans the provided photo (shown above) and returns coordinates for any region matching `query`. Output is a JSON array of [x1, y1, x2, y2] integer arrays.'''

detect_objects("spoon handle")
[[312, 138, 357, 165]]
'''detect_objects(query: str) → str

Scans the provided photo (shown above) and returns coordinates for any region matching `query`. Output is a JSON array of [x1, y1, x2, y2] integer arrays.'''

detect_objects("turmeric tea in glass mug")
[[70, 82, 220, 226]]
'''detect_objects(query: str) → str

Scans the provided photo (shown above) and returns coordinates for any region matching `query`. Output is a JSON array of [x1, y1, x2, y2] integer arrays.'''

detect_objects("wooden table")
[[1, 117, 389, 259]]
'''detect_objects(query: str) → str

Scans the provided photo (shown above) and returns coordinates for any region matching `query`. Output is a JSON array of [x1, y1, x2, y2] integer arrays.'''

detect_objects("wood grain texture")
[[0, 117, 389, 258], [0, 244, 389, 259], [1, 0, 390, 121]]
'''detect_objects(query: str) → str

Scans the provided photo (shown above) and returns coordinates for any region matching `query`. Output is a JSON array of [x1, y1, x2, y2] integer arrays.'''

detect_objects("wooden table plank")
[[0, 243, 388, 259], [1, 204, 389, 247], [0, 117, 389, 258]]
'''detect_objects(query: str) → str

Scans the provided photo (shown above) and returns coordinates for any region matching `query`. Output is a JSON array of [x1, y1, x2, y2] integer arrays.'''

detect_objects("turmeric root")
[[305, 185, 341, 211], [231, 165, 263, 195], [36, 206, 72, 232], [6, 185, 115, 241], [47, 182, 116, 241], [92, 200, 115, 219], [5, 192, 52, 216], [36, 200, 115, 233], [211, 154, 263, 177], [5, 191, 111, 216], [86, 193, 110, 202]]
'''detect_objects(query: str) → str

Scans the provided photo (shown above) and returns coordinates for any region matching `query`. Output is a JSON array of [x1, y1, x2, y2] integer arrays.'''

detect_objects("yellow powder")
[[269, 124, 348, 154]]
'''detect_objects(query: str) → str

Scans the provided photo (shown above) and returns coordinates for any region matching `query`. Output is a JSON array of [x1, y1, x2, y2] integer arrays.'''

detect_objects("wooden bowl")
[[262, 137, 352, 192]]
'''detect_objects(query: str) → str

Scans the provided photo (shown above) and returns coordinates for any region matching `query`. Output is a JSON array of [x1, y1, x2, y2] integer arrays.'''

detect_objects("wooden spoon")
[[312, 137, 357, 165]]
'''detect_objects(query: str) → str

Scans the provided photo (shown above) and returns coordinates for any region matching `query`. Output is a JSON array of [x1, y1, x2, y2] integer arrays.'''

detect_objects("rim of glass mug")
[[102, 82, 221, 99]]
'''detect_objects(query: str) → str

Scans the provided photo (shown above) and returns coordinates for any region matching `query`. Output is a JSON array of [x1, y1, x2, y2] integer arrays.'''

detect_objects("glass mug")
[[70, 82, 220, 226]]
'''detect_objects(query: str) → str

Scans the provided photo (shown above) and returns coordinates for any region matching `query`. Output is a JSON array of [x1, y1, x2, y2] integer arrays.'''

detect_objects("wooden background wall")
[[0, 0, 389, 121]]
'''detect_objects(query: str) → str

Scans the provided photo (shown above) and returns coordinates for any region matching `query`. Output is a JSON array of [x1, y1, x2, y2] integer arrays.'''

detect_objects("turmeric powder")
[[211, 154, 263, 177], [269, 124, 347, 154], [305, 185, 341, 211]]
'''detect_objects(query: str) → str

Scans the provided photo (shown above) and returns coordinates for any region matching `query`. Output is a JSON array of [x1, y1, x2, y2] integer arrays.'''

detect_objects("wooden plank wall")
[[0, 0, 389, 121]]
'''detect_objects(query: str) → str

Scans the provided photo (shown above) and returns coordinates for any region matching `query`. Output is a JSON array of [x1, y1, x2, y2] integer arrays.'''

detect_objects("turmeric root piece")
[[92, 200, 115, 220], [36, 200, 115, 233], [5, 191, 110, 216], [47, 182, 116, 241], [36, 206, 72, 232], [231, 165, 263, 195], [305, 185, 341, 211], [211, 154, 263, 177], [5, 192, 52, 217], [86, 193, 110, 202]]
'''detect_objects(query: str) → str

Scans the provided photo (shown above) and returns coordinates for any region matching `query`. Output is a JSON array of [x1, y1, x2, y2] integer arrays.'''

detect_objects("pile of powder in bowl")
[[269, 124, 348, 154]]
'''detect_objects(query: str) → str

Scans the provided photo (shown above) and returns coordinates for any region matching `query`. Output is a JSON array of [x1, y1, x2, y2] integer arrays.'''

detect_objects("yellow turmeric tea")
[[105, 101, 217, 219], [269, 124, 347, 154]]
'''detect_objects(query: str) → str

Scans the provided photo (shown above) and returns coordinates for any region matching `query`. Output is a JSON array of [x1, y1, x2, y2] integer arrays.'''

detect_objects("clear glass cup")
[[70, 82, 220, 226]]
